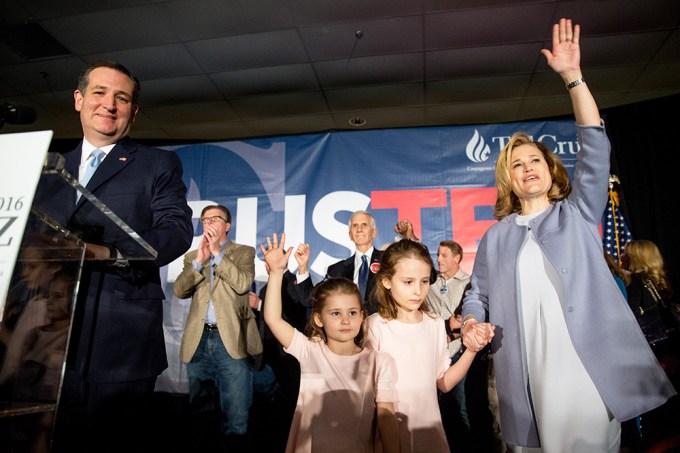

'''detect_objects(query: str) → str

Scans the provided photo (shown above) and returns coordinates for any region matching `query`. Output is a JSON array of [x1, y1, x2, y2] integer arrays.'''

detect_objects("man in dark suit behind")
[[325, 210, 382, 314], [36, 60, 193, 453]]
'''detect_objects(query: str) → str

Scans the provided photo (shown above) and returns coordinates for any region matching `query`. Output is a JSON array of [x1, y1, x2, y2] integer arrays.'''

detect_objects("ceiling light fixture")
[[349, 117, 367, 127]]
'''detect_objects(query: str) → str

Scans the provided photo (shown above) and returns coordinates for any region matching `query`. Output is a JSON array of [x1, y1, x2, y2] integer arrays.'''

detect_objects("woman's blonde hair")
[[623, 239, 671, 294], [604, 250, 630, 286], [306, 277, 366, 347], [494, 132, 571, 220], [371, 239, 435, 320]]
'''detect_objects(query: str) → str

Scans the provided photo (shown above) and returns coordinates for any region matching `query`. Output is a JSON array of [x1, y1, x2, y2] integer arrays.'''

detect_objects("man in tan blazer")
[[174, 204, 261, 452]]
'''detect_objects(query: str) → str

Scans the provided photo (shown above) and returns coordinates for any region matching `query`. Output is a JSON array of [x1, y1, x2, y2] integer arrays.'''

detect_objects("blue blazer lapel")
[[369, 249, 381, 266], [342, 255, 355, 280], [64, 145, 81, 178], [78, 140, 134, 204]]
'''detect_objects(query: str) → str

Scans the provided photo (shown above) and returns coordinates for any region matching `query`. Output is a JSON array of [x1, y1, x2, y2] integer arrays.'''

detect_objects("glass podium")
[[0, 152, 157, 452]]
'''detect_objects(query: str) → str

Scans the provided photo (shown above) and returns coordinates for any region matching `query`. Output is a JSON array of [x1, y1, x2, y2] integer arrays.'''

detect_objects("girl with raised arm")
[[261, 232, 399, 453]]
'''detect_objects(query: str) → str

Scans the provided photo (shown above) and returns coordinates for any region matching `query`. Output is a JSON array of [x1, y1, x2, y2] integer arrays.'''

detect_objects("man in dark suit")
[[36, 60, 193, 453], [325, 210, 382, 314]]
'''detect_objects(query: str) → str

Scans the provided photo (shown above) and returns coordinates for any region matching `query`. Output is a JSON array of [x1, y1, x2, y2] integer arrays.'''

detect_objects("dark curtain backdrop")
[[604, 94, 680, 299], [46, 94, 680, 296]]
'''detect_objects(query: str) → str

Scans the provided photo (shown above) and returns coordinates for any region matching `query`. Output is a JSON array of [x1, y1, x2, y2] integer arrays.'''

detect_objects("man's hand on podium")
[[84, 243, 113, 260]]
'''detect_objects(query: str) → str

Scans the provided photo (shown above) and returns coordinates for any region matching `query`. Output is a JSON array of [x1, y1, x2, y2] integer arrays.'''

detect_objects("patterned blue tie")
[[77, 149, 104, 201], [359, 254, 369, 299]]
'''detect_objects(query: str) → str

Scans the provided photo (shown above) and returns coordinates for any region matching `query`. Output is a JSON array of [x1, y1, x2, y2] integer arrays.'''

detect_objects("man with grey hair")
[[325, 210, 382, 314]]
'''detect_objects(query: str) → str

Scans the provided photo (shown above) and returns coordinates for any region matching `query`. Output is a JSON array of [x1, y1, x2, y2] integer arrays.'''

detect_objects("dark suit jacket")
[[33, 137, 193, 383], [325, 248, 382, 315]]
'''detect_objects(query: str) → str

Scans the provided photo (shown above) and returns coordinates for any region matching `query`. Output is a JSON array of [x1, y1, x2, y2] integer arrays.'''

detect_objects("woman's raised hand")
[[540, 18, 581, 76]]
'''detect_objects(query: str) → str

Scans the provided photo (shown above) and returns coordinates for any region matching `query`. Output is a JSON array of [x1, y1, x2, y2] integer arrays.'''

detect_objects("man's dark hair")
[[200, 205, 231, 223], [77, 60, 141, 105]]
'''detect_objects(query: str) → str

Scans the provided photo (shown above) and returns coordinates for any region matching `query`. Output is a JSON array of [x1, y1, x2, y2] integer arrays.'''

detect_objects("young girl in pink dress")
[[261, 232, 399, 453], [365, 239, 494, 452]]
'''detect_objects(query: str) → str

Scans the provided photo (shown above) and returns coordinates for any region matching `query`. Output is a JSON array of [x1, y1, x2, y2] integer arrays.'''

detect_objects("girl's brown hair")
[[371, 239, 435, 320]]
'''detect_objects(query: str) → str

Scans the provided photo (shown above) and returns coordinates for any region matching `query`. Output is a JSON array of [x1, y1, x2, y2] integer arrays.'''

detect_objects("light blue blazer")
[[462, 124, 676, 448]]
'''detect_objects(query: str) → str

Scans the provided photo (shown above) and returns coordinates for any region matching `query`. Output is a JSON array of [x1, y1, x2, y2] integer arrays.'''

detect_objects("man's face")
[[74, 67, 138, 147], [437, 245, 460, 278], [349, 213, 376, 250], [201, 208, 231, 239]]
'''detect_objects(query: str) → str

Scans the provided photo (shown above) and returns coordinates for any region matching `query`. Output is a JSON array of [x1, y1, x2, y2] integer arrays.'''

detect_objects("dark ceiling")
[[1, 0, 680, 142]]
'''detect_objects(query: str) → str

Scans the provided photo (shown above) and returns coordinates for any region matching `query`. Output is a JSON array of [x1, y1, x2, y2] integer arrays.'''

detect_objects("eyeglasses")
[[200, 216, 227, 224]]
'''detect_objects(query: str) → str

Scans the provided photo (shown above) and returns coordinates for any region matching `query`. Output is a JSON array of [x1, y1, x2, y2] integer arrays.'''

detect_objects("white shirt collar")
[[354, 246, 374, 267], [80, 139, 116, 164]]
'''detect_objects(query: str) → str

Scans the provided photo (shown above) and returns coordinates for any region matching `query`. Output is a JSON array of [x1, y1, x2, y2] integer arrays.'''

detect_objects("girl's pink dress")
[[366, 313, 451, 452], [284, 329, 397, 453]]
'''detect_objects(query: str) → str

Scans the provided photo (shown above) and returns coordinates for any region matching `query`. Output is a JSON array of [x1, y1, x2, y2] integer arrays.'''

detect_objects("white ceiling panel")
[[0, 0, 678, 140]]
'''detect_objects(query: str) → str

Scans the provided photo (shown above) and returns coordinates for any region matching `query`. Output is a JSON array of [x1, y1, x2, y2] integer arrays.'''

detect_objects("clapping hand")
[[196, 223, 221, 263]]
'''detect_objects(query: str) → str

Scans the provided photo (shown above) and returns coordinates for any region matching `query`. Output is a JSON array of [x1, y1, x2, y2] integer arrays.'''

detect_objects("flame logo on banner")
[[466, 129, 491, 163]]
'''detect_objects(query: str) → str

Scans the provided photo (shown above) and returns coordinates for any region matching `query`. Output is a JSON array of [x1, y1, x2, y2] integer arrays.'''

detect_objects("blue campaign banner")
[[156, 118, 578, 392], [169, 118, 577, 282]]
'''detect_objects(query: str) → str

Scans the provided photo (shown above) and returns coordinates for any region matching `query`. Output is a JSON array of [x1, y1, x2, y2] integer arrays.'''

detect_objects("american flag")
[[602, 174, 633, 264]]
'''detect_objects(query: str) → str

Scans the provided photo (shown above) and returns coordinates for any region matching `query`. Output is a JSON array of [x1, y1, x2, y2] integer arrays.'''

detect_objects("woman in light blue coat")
[[461, 18, 675, 452]]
